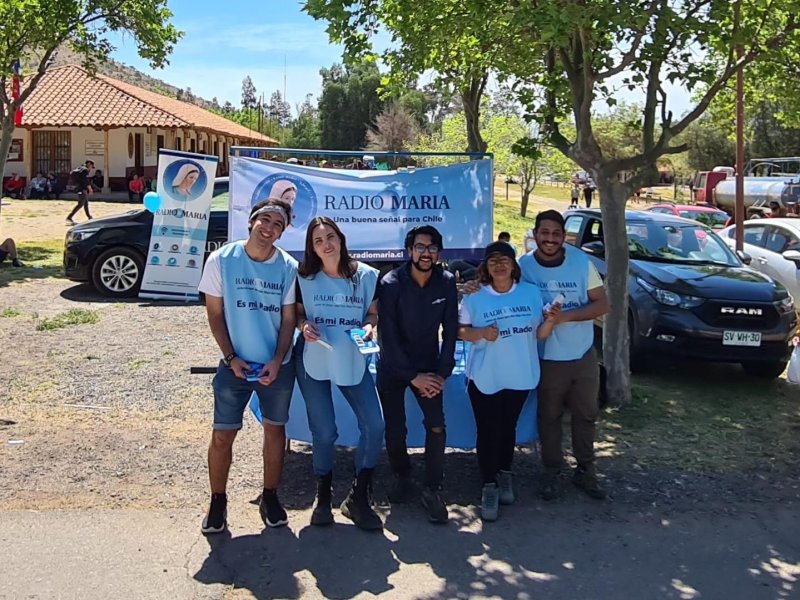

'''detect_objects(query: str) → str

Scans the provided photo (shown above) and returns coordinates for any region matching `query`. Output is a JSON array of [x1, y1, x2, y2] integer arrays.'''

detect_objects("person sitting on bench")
[[3, 173, 25, 199]]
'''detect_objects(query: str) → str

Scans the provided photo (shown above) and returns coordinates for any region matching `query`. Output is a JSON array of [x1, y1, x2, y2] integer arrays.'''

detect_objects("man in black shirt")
[[66, 160, 95, 225], [377, 225, 458, 523]]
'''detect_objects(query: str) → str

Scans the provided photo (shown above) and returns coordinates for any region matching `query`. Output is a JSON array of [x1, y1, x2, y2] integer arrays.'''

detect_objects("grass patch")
[[128, 358, 150, 370], [0, 239, 64, 287], [36, 309, 99, 331], [0, 307, 22, 318], [600, 361, 800, 473]]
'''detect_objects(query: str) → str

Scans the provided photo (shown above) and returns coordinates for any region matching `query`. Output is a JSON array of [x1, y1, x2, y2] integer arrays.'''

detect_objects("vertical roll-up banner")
[[139, 150, 218, 301]]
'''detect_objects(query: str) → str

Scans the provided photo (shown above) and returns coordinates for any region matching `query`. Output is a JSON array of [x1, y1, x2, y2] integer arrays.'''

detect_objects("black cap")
[[484, 241, 516, 261]]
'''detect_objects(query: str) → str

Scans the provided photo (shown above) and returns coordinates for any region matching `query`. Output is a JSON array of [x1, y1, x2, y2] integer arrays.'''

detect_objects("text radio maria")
[[155, 208, 208, 220], [324, 195, 451, 211]]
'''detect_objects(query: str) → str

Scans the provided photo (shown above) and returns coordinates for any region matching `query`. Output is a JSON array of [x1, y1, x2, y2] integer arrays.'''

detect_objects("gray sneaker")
[[497, 470, 515, 505], [480, 483, 499, 522]]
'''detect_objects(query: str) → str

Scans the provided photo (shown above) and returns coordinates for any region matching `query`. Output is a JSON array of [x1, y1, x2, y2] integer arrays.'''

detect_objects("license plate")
[[722, 331, 762, 347]]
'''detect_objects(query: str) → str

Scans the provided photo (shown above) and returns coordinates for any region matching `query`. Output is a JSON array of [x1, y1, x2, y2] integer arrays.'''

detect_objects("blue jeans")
[[211, 358, 296, 429], [295, 341, 385, 476]]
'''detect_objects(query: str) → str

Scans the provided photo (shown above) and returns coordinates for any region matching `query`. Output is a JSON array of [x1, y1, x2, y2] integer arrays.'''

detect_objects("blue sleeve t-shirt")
[[297, 262, 379, 386], [459, 282, 543, 394], [518, 245, 595, 361], [212, 241, 298, 365]]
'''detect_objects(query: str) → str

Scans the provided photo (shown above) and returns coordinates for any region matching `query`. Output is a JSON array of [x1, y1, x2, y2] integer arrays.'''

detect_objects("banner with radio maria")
[[139, 150, 218, 301], [229, 156, 493, 261]]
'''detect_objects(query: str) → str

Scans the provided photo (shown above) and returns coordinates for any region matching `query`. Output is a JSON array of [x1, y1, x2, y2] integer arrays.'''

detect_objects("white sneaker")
[[65, 218, 75, 226], [480, 483, 499, 521]]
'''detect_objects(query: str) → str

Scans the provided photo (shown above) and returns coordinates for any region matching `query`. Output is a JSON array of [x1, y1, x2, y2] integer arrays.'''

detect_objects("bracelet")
[[223, 352, 236, 367]]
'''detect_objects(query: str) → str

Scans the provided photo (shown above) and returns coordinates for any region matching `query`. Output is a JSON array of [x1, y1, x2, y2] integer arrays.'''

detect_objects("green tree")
[[285, 94, 321, 149], [317, 61, 384, 150], [307, 0, 800, 404], [304, 0, 507, 153], [0, 0, 181, 179], [267, 90, 292, 129], [241, 76, 256, 110]]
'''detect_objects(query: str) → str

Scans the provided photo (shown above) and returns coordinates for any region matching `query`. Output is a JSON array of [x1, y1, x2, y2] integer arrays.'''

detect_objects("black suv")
[[564, 209, 797, 378], [63, 178, 230, 297]]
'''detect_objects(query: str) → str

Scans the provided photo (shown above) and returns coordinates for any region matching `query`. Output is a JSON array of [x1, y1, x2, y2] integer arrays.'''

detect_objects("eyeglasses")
[[413, 244, 440, 254]]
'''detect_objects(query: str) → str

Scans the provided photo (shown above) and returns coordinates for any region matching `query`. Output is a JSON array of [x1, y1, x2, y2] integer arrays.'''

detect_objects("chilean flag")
[[11, 60, 22, 126]]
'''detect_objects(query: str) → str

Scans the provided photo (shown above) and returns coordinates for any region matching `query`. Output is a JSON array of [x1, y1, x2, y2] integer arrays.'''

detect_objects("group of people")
[[2, 172, 63, 200], [569, 182, 595, 209], [197, 197, 608, 534]]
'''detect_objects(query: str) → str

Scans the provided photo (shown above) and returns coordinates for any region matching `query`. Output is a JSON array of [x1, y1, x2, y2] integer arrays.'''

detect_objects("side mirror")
[[737, 249, 752, 265], [582, 240, 605, 256], [783, 249, 800, 266]]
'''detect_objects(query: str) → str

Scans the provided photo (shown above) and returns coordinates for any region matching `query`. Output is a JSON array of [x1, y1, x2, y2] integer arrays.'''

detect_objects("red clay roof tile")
[[17, 65, 277, 145]]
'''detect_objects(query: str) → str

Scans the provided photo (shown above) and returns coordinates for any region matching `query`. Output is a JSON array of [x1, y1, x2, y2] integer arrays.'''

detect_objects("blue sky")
[[110, 0, 693, 118], [110, 0, 345, 112]]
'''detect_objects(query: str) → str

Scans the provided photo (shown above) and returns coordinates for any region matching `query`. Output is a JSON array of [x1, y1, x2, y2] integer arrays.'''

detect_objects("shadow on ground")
[[0, 244, 63, 288]]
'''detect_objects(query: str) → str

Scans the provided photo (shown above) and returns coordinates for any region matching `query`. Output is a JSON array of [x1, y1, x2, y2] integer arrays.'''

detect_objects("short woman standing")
[[458, 241, 558, 521], [295, 216, 385, 530]]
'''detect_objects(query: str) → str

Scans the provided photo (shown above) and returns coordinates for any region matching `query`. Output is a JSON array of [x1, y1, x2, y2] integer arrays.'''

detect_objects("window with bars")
[[32, 131, 71, 176]]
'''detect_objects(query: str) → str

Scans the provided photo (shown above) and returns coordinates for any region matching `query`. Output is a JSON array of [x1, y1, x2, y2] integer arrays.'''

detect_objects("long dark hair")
[[298, 216, 358, 280]]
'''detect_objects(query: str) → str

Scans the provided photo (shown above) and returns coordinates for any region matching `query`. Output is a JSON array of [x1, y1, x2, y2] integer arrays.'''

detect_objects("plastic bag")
[[788, 342, 800, 385]]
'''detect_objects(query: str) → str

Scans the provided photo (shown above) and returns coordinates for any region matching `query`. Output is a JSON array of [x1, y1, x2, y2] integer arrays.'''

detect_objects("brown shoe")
[[572, 465, 607, 500]]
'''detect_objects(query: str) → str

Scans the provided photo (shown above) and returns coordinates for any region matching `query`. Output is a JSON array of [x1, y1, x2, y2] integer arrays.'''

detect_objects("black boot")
[[311, 472, 334, 526], [340, 468, 383, 531]]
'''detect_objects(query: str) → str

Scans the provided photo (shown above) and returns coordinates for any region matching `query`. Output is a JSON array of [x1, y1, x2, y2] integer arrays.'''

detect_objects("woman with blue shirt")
[[295, 216, 385, 531], [458, 242, 559, 522]]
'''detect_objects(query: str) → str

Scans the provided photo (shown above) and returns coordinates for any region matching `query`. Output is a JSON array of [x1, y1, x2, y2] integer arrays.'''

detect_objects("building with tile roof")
[[3, 65, 278, 191]]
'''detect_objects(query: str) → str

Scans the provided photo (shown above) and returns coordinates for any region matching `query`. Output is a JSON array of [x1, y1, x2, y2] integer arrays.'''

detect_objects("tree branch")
[[670, 16, 800, 137], [596, 1, 659, 81]]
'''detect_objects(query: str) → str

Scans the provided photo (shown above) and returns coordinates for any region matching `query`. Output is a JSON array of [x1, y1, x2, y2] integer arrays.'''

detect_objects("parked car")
[[64, 177, 230, 297], [719, 218, 800, 308], [564, 209, 797, 378], [642, 203, 730, 230]]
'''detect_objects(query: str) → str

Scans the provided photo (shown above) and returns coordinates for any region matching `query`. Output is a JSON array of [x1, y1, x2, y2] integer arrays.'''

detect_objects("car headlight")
[[776, 294, 795, 315], [637, 278, 706, 308], [66, 228, 99, 243]]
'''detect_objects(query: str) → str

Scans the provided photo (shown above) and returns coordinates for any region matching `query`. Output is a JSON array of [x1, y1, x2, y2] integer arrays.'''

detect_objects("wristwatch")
[[222, 352, 237, 367]]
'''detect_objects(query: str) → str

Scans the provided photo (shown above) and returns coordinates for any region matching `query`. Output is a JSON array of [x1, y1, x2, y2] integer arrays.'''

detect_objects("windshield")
[[626, 222, 739, 266], [679, 210, 728, 229]]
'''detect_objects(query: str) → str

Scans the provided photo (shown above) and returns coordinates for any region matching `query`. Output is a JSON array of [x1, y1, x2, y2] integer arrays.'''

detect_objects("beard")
[[412, 256, 434, 272]]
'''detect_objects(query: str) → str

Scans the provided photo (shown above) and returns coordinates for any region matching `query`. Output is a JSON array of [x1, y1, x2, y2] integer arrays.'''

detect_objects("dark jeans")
[[67, 192, 92, 220], [377, 372, 445, 488], [537, 348, 600, 470], [467, 381, 528, 484]]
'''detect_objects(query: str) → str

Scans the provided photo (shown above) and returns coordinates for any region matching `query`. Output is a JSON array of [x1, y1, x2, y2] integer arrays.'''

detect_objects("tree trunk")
[[0, 116, 15, 214], [520, 188, 530, 217], [596, 178, 632, 406], [460, 81, 487, 154]]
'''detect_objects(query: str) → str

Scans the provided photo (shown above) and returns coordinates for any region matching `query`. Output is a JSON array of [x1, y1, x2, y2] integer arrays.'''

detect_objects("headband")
[[250, 204, 288, 227]]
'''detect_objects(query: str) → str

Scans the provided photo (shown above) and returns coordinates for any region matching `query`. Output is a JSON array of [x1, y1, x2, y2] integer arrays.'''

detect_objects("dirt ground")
[[0, 196, 143, 242], [1, 276, 798, 521]]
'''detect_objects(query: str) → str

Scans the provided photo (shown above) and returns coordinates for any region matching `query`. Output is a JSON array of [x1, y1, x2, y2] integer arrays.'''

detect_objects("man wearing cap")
[[377, 225, 458, 523], [197, 197, 298, 534], [518, 209, 609, 501], [66, 160, 95, 225]]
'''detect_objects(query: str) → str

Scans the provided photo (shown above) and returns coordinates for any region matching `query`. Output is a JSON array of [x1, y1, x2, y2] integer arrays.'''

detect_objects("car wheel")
[[741, 360, 787, 379], [91, 247, 144, 297]]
